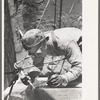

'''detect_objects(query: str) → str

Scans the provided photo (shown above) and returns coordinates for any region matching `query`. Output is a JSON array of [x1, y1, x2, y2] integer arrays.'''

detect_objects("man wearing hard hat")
[[21, 27, 82, 87], [4, 27, 82, 100]]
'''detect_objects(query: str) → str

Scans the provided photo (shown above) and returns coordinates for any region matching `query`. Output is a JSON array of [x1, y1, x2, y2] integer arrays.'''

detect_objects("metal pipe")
[[59, 0, 63, 28], [54, 0, 57, 29]]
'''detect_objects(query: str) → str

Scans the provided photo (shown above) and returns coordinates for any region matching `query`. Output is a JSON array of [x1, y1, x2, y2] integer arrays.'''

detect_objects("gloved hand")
[[47, 74, 68, 87], [21, 76, 31, 85]]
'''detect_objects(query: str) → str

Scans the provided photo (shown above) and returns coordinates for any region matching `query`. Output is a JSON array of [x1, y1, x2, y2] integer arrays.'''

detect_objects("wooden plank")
[[9, 88, 81, 100], [25, 88, 82, 100], [4, 0, 16, 89]]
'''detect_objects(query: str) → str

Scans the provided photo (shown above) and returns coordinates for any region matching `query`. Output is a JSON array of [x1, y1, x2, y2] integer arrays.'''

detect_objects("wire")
[[69, 0, 78, 14], [36, 0, 51, 29], [4, 57, 65, 75]]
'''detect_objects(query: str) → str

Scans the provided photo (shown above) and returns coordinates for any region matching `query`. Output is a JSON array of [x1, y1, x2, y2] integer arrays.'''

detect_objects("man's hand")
[[47, 74, 64, 87]]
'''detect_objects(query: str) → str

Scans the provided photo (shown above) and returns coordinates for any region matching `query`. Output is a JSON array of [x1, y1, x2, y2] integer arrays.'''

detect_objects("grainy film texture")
[[4, 0, 82, 100]]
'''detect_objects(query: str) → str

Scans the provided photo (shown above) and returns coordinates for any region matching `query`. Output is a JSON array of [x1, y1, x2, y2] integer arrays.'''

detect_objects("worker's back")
[[45, 27, 82, 45]]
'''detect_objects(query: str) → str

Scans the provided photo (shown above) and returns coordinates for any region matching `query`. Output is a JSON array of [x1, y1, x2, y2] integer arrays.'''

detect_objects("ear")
[[45, 36, 49, 41]]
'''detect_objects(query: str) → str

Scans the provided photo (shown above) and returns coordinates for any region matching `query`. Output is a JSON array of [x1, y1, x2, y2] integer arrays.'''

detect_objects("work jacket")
[[4, 28, 82, 100], [31, 27, 82, 86]]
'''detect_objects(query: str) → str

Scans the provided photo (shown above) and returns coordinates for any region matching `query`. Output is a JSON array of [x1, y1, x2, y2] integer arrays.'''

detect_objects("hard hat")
[[21, 29, 45, 50]]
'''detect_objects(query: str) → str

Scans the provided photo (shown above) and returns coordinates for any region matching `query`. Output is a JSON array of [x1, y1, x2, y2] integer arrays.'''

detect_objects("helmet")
[[21, 29, 45, 50]]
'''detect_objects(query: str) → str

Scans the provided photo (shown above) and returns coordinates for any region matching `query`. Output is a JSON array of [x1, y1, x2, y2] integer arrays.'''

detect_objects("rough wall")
[[4, 0, 16, 89]]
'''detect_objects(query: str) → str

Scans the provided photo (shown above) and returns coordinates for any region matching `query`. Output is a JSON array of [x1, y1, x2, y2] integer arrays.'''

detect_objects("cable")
[[69, 0, 78, 14], [36, 0, 51, 29], [4, 57, 66, 75]]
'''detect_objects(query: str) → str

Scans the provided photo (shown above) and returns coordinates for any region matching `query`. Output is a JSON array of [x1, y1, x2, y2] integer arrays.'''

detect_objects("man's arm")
[[61, 40, 82, 85]]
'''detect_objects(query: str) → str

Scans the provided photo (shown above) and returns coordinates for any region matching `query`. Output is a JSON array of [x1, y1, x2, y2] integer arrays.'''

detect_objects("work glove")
[[19, 67, 40, 85], [47, 74, 68, 87]]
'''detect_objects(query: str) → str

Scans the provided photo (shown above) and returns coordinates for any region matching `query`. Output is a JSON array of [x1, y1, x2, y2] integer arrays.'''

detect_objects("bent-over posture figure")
[[21, 27, 82, 87]]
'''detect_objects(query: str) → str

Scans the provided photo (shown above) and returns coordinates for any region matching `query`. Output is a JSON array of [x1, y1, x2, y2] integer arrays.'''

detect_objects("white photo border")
[[2, 0, 99, 100]]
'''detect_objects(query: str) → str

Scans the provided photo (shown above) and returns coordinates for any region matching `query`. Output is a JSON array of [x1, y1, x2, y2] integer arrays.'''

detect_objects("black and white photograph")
[[3, 0, 98, 100]]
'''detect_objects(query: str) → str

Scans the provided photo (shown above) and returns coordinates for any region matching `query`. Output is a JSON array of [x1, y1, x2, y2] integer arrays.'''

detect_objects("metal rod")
[[69, 0, 77, 14], [54, 0, 57, 29], [28, 80, 35, 89], [59, 0, 63, 28]]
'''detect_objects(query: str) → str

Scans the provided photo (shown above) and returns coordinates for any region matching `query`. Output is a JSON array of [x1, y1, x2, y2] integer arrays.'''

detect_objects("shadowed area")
[[25, 88, 81, 100]]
